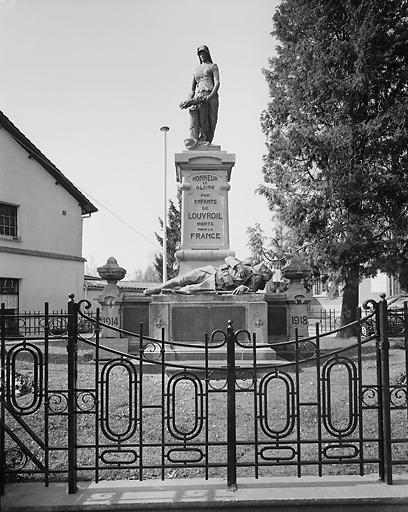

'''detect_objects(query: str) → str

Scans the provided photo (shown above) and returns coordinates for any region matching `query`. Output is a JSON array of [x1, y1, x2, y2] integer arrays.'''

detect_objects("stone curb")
[[2, 475, 408, 511]]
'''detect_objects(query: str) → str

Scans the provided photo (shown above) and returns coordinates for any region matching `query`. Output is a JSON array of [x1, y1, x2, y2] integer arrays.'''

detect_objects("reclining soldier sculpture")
[[144, 257, 273, 296]]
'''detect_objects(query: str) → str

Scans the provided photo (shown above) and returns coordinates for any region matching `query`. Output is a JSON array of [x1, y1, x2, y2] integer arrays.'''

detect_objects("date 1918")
[[291, 315, 308, 325]]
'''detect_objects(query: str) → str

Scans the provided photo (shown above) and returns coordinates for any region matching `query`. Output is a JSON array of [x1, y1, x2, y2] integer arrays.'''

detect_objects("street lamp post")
[[160, 126, 169, 283]]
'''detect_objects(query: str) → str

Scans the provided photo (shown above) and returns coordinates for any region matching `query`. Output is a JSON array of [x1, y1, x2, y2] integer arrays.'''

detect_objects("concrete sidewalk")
[[2, 475, 408, 511]]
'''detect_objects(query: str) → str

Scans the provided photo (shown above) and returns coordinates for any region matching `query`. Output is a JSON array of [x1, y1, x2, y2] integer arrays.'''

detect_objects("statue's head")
[[197, 45, 213, 63], [252, 262, 273, 289], [242, 263, 273, 292]]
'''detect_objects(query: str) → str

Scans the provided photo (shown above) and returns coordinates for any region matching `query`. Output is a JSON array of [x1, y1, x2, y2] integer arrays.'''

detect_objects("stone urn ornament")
[[97, 256, 126, 284], [282, 255, 312, 282]]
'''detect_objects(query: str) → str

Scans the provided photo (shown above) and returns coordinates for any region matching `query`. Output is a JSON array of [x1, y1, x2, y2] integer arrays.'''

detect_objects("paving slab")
[[2, 474, 408, 511]]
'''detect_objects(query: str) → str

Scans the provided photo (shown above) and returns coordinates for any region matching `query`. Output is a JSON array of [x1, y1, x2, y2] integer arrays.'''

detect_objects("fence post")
[[378, 293, 392, 484], [67, 295, 78, 493], [226, 320, 237, 489]]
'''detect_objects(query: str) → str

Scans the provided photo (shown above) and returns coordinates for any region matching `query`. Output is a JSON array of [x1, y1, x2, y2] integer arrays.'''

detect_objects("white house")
[[0, 111, 97, 313]]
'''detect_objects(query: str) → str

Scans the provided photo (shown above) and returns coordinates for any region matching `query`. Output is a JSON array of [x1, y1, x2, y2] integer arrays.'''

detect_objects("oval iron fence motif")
[[6, 343, 43, 415], [167, 372, 203, 441], [259, 371, 295, 439], [322, 357, 358, 437], [167, 448, 204, 464], [260, 446, 296, 462], [100, 449, 138, 465], [100, 359, 137, 442], [323, 443, 359, 460]]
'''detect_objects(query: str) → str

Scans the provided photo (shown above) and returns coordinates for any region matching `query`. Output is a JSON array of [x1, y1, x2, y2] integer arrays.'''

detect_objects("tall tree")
[[260, 0, 408, 334], [247, 223, 267, 263], [246, 222, 291, 267], [154, 190, 182, 281]]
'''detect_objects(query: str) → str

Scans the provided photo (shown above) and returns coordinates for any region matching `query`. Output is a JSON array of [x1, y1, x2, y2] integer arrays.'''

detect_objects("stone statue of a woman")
[[180, 45, 220, 149]]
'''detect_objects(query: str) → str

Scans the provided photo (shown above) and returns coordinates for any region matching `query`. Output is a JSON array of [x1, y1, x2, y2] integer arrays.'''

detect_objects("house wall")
[[1, 253, 83, 311], [311, 273, 402, 319], [0, 128, 85, 311], [360, 273, 401, 305], [0, 129, 83, 254], [359, 275, 383, 304]]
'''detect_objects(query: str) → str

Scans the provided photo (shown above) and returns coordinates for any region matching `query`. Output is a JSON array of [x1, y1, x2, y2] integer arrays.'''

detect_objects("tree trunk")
[[338, 267, 360, 338]]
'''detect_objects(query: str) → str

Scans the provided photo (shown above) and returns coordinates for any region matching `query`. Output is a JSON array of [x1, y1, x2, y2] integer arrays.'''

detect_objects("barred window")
[[0, 203, 18, 237], [0, 278, 19, 294]]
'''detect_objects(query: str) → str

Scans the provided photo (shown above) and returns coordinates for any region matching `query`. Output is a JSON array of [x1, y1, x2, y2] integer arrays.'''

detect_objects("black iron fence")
[[3, 309, 97, 337], [1, 295, 408, 496], [361, 306, 406, 338], [319, 305, 406, 337], [319, 308, 341, 332]]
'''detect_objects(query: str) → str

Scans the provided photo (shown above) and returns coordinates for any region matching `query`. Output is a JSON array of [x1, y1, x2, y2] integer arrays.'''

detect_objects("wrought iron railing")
[[2, 308, 97, 337], [1, 294, 407, 496], [319, 308, 341, 332], [320, 304, 406, 337]]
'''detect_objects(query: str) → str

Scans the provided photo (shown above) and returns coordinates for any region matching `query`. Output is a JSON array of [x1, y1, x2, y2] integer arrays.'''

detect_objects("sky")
[[0, 0, 279, 278]]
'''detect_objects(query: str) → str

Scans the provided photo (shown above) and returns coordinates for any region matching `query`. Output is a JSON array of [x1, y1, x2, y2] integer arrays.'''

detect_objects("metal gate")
[[1, 295, 408, 495]]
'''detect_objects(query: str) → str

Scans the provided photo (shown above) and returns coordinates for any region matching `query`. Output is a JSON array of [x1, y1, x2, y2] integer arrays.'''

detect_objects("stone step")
[[163, 353, 289, 378], [165, 365, 283, 380], [166, 358, 280, 368], [167, 345, 277, 362], [3, 475, 407, 512]]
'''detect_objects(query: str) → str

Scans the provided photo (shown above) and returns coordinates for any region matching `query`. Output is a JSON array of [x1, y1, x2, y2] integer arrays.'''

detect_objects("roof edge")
[[0, 111, 98, 215]]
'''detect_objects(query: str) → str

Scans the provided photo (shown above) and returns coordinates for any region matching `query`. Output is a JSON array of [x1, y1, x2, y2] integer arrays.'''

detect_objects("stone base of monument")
[[149, 293, 270, 347], [94, 337, 132, 360]]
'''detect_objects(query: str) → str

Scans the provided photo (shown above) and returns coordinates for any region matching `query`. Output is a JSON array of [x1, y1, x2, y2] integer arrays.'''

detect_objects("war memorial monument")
[[96, 45, 312, 353]]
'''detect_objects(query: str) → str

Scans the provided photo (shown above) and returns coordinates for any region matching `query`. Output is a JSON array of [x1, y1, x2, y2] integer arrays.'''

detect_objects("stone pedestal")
[[149, 293, 268, 344], [286, 282, 312, 339], [97, 257, 127, 338], [282, 256, 312, 339], [175, 145, 236, 273], [97, 284, 122, 338], [96, 257, 131, 358]]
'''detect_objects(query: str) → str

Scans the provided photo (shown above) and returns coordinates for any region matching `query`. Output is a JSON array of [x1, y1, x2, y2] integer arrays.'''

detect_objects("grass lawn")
[[3, 335, 408, 484]]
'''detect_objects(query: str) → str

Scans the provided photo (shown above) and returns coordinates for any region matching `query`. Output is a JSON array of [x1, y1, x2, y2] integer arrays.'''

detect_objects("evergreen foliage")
[[154, 189, 182, 280], [260, 0, 408, 333]]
